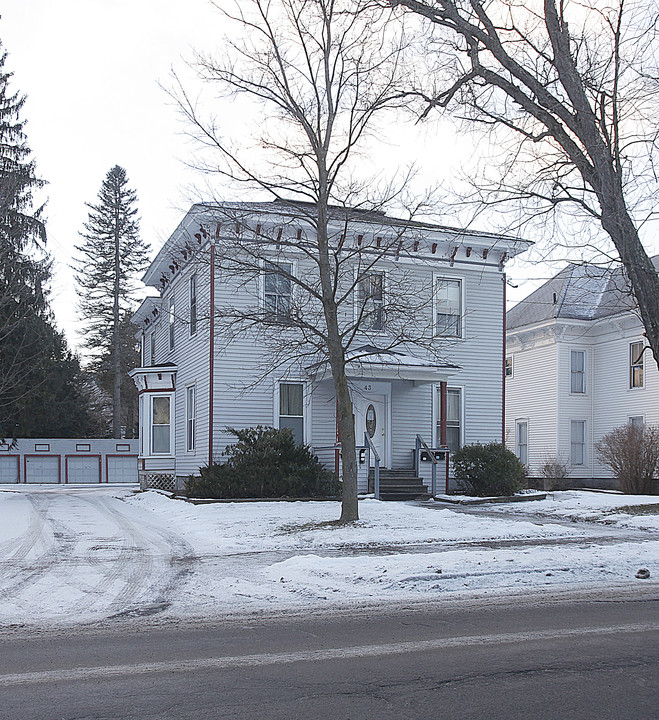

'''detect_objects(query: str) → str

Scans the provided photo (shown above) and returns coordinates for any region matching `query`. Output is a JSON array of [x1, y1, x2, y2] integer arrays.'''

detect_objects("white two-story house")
[[130, 200, 529, 493], [506, 259, 659, 488]]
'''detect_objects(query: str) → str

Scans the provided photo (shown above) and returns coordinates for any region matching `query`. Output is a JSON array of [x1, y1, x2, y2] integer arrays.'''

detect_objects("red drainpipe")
[[502, 273, 507, 446], [209, 237, 216, 464]]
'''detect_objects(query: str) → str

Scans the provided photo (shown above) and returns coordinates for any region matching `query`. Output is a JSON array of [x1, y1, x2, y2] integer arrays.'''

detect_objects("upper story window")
[[169, 297, 175, 351], [189, 275, 197, 336], [150, 332, 156, 366], [629, 415, 644, 428], [264, 262, 293, 320], [435, 278, 462, 337], [630, 341, 644, 388], [570, 350, 586, 394], [505, 356, 513, 377], [279, 382, 304, 444], [357, 272, 384, 331]]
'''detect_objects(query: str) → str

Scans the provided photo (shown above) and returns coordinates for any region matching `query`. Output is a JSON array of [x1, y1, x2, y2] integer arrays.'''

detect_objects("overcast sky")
[[4, 0, 652, 358]]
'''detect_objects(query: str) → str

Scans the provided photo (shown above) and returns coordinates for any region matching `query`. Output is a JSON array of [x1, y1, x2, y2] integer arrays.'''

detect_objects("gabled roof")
[[507, 257, 659, 331]]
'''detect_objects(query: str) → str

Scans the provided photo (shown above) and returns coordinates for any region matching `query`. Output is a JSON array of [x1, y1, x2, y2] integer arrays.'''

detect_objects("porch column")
[[439, 381, 447, 446]]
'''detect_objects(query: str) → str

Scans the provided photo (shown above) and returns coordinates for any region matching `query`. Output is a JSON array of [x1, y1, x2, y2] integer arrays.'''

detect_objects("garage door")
[[25, 456, 60, 484], [0, 456, 19, 483], [67, 456, 101, 484], [107, 455, 138, 483]]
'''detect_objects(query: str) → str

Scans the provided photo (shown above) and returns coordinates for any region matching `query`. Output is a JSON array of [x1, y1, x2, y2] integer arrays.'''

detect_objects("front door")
[[354, 392, 387, 467]]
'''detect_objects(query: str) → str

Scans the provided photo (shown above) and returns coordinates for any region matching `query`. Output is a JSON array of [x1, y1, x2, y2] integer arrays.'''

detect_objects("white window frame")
[[515, 419, 529, 466], [630, 341, 644, 389], [355, 269, 386, 333], [275, 380, 307, 445], [570, 419, 587, 466], [505, 356, 513, 378], [186, 385, 196, 452], [169, 297, 175, 352], [569, 349, 586, 394], [435, 385, 463, 453], [189, 274, 197, 337], [262, 260, 295, 320], [629, 415, 645, 428], [149, 393, 174, 457], [433, 276, 464, 339], [150, 331, 156, 366]]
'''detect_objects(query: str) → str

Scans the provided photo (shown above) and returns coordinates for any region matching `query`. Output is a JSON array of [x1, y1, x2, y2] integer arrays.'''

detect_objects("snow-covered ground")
[[0, 486, 657, 629]]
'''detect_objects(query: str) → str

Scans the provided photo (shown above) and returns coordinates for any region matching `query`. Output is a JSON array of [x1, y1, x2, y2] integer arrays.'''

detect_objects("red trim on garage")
[[24, 454, 61, 484], [64, 454, 102, 484], [105, 454, 139, 483], [0, 454, 21, 483]]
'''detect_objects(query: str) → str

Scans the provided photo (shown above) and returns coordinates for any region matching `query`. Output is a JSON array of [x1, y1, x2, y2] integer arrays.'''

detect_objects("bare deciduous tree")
[[596, 423, 659, 495], [173, 0, 436, 521], [389, 0, 659, 368]]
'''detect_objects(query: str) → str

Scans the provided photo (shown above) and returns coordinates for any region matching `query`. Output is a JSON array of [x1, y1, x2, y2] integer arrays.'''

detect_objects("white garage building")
[[0, 439, 139, 484]]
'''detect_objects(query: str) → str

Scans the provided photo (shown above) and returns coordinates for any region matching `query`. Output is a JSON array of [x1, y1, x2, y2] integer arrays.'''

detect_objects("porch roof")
[[311, 347, 460, 385]]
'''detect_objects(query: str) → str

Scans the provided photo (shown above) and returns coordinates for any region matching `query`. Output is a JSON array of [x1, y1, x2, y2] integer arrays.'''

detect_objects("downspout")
[[208, 237, 216, 464], [440, 381, 448, 494], [502, 273, 507, 446]]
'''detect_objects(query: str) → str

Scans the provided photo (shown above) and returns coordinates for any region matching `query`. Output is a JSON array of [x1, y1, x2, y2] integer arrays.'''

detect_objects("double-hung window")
[[357, 272, 384, 331], [169, 298, 175, 351], [437, 386, 462, 453], [189, 275, 197, 336], [630, 342, 644, 388], [186, 386, 196, 452], [515, 420, 528, 466], [570, 420, 586, 466], [279, 382, 304, 445], [505, 357, 513, 378], [435, 278, 462, 337], [264, 262, 293, 320], [151, 396, 172, 455], [570, 350, 586, 394]]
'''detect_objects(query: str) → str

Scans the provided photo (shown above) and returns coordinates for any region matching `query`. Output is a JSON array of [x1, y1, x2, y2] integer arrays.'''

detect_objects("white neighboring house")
[[130, 201, 529, 494], [505, 258, 659, 488]]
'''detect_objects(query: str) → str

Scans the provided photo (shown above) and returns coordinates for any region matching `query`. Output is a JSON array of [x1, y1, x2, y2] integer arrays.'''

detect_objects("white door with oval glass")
[[355, 393, 387, 467]]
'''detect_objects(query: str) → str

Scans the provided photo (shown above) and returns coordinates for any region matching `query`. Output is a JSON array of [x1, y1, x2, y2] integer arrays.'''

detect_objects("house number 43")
[[363, 384, 372, 391]]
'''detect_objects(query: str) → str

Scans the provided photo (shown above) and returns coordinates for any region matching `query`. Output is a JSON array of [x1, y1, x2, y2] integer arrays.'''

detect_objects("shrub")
[[595, 423, 659, 495], [185, 426, 341, 499], [452, 442, 526, 497], [539, 453, 570, 490]]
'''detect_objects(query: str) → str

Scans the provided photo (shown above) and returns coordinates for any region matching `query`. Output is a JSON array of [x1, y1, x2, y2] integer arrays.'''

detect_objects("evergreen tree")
[[0, 38, 98, 439], [74, 166, 150, 438]]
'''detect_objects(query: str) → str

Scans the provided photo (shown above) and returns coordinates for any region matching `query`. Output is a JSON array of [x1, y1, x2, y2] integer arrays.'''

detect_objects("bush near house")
[[595, 424, 659, 495], [185, 426, 341, 499], [452, 442, 526, 497]]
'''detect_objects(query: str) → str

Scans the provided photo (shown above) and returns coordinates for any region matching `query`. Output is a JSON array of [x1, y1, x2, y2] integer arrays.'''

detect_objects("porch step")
[[368, 469, 430, 500]]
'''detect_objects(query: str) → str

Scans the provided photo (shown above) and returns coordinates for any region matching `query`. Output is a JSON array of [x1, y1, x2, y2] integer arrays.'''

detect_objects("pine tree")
[[74, 166, 150, 438], [0, 38, 98, 440]]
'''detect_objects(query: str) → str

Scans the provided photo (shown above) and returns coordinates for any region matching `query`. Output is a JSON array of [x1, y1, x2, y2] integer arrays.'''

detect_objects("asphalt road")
[[1, 597, 657, 720]]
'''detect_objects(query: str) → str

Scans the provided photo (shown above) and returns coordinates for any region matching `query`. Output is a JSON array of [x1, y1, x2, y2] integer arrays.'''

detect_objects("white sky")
[[4, 1, 653, 357]]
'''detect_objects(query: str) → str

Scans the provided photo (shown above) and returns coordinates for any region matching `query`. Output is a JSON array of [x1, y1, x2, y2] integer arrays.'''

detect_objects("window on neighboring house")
[[629, 415, 645, 428], [151, 396, 172, 455], [630, 341, 644, 388], [437, 386, 462, 453], [435, 278, 462, 337], [570, 350, 586, 394], [189, 275, 197, 336], [570, 420, 586, 465], [264, 262, 293, 320], [357, 272, 384, 331], [141, 334, 146, 366], [515, 420, 528, 466], [169, 298, 175, 351], [150, 332, 156, 366], [505, 357, 513, 377], [279, 382, 304, 445], [186, 386, 196, 452]]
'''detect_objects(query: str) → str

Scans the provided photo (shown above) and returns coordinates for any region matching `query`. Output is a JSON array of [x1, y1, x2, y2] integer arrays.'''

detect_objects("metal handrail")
[[416, 434, 437, 497], [364, 432, 381, 500]]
